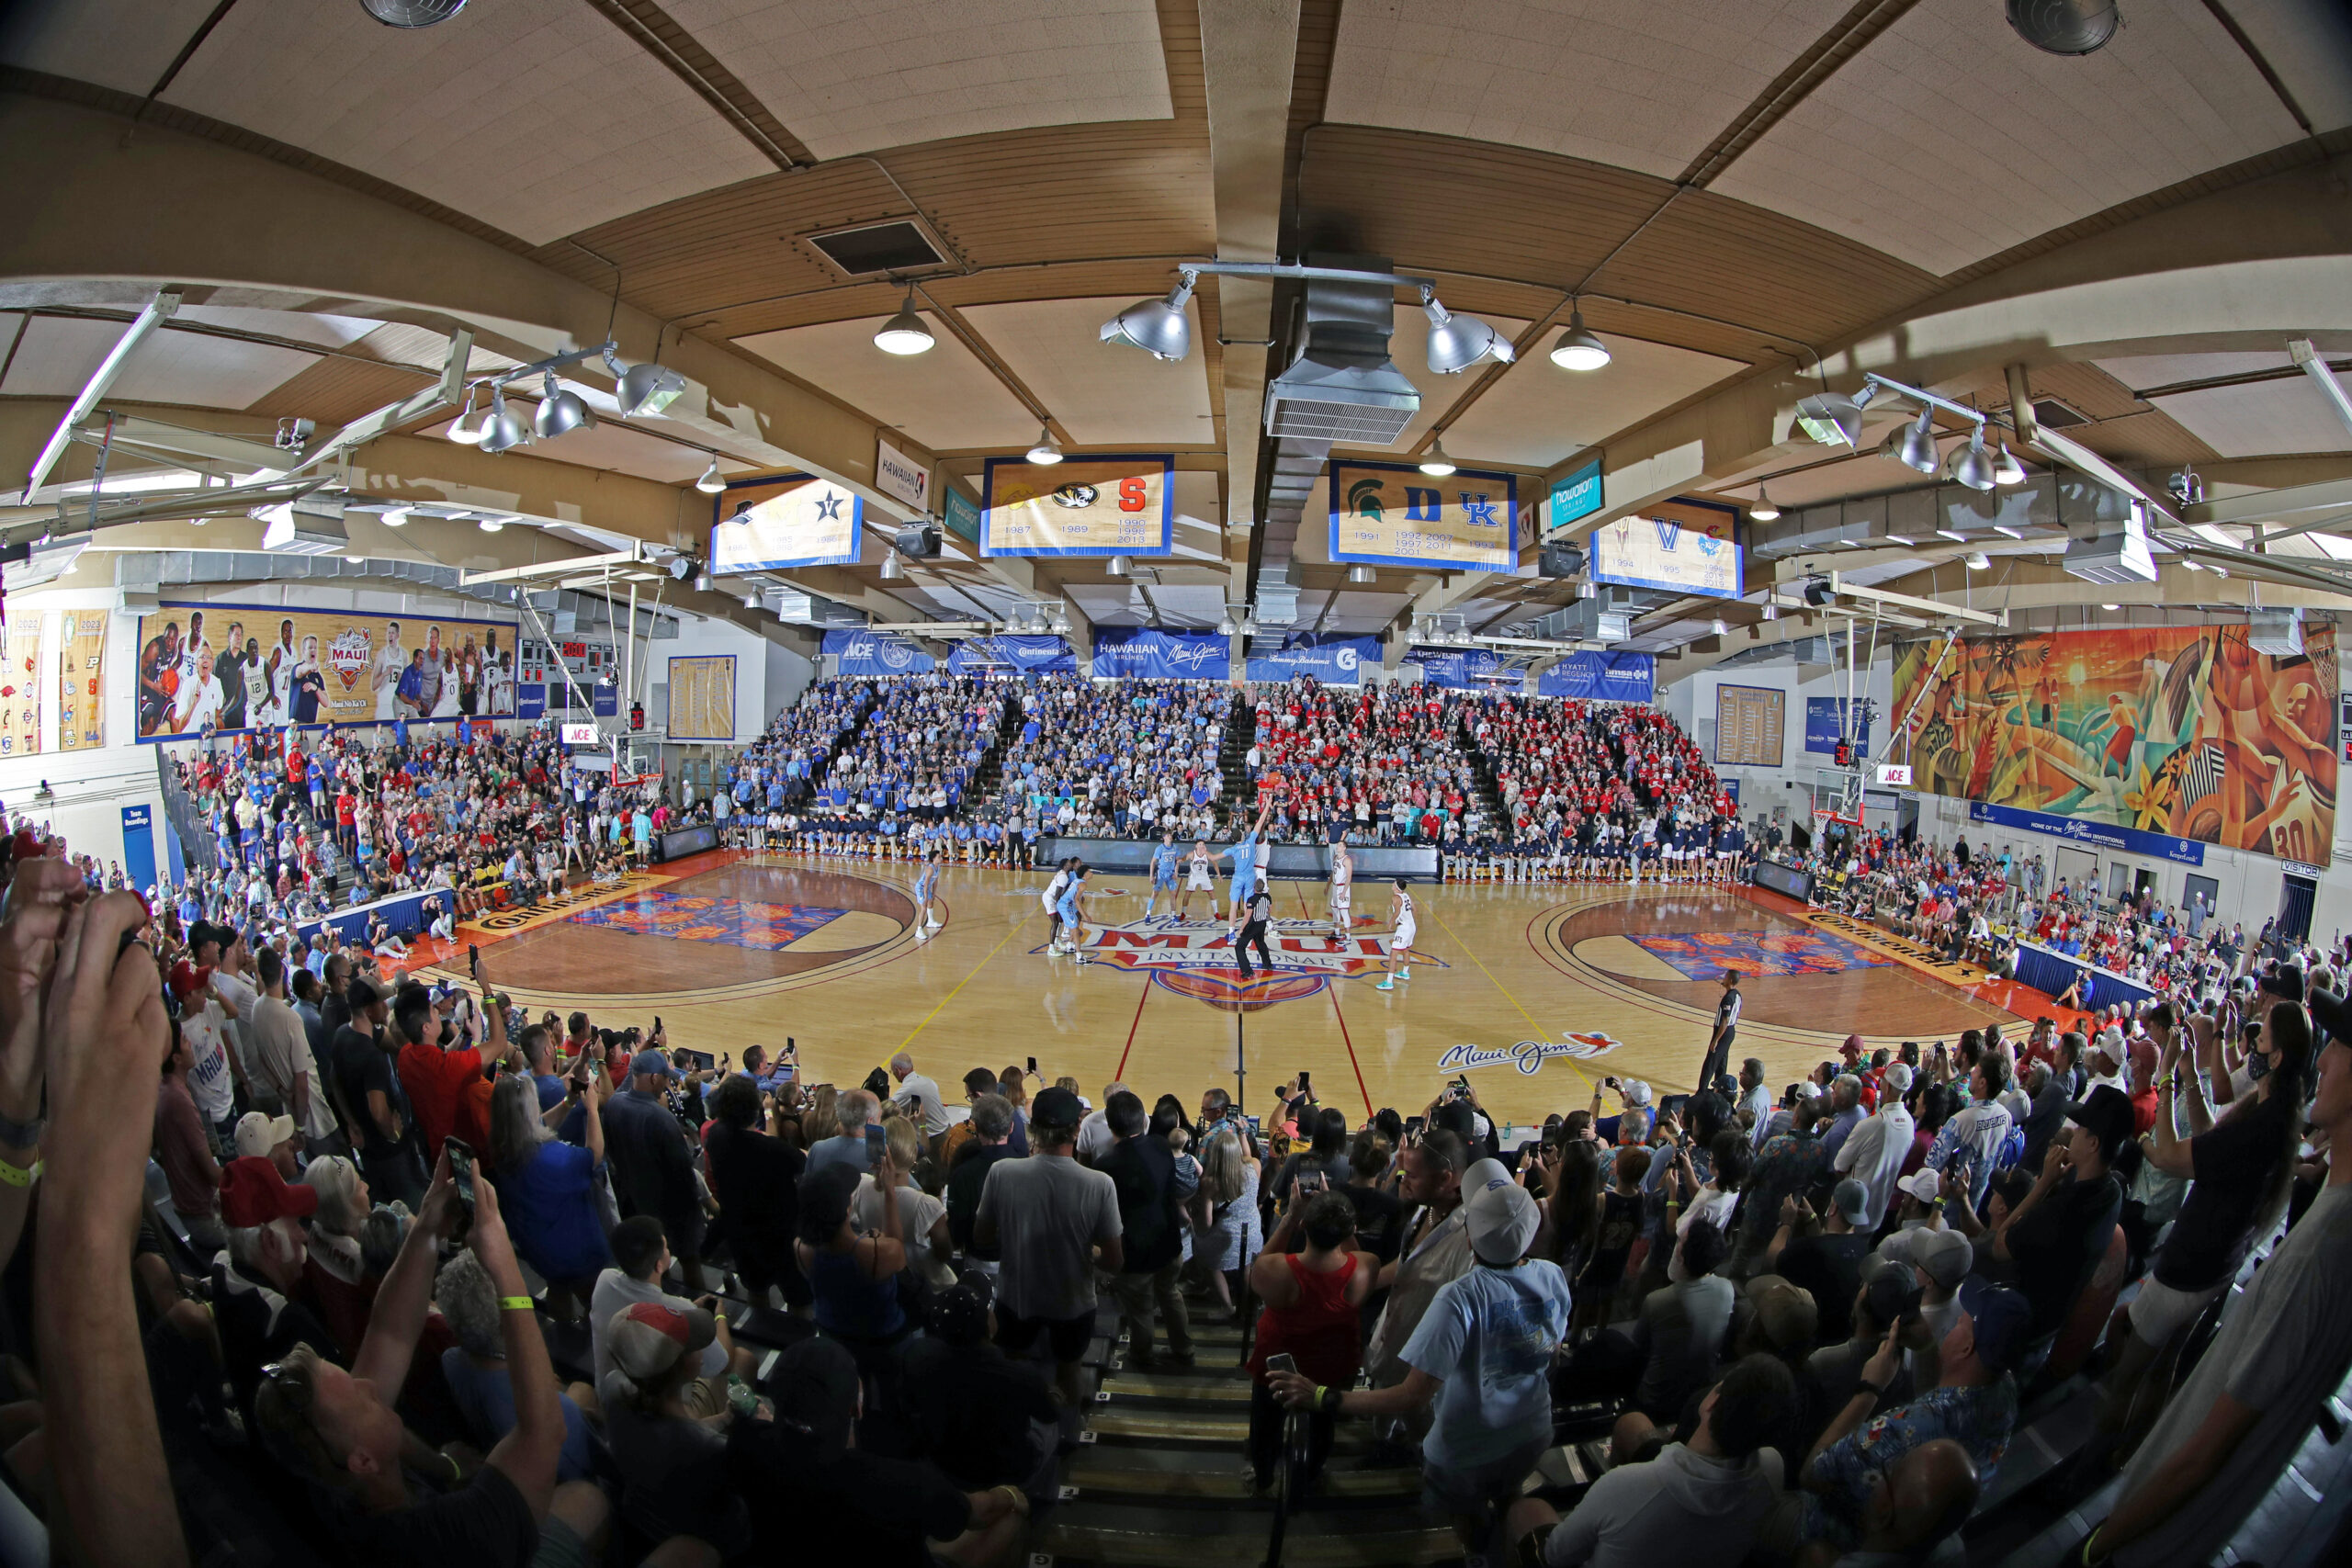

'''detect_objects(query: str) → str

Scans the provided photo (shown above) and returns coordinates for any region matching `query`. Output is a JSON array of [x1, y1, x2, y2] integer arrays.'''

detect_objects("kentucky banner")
[[0, 617, 38, 757], [1404, 644, 1513, 691], [58, 610, 106, 752], [135, 603, 518, 740], [1245, 633, 1382, 686], [1090, 626, 1231, 681], [711, 474, 863, 571], [1329, 459, 1518, 572], [1893, 623, 2337, 866], [980, 456, 1172, 558], [1534, 651, 1656, 704], [823, 627, 935, 678], [946, 634, 1080, 674], [1804, 696, 1873, 755], [1590, 513, 1743, 599]]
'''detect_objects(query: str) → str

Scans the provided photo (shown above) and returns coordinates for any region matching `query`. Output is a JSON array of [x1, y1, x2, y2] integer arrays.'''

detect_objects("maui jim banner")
[[1330, 459, 1519, 571], [134, 604, 518, 740], [1245, 633, 1382, 686], [1968, 799, 2206, 867], [946, 634, 1079, 674], [1590, 510, 1743, 599], [980, 455, 1172, 558], [711, 474, 864, 571], [1090, 626, 1230, 681], [1533, 651, 1656, 705], [1437, 1032, 1626, 1077], [822, 627, 935, 677]]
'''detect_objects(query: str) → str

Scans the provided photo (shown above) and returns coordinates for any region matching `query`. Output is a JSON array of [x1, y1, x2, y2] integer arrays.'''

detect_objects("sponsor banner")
[[1591, 510, 1743, 599], [980, 455, 1172, 558], [516, 683, 546, 721], [1403, 644, 1512, 691], [134, 603, 517, 740], [946, 635, 1079, 674], [1804, 696, 1873, 755], [823, 627, 936, 678], [1329, 459, 1519, 572], [1547, 456, 1603, 533], [1968, 798, 2206, 866], [1245, 633, 1381, 686], [58, 611, 105, 752], [1533, 650, 1655, 705], [710, 474, 863, 571], [1090, 626, 1231, 681], [874, 434, 930, 511], [942, 486, 981, 545], [1894, 623, 2335, 867], [593, 682, 618, 720], [666, 654, 736, 743], [560, 721, 599, 746], [1437, 1032, 1626, 1078], [1874, 762, 1913, 787], [0, 617, 38, 757]]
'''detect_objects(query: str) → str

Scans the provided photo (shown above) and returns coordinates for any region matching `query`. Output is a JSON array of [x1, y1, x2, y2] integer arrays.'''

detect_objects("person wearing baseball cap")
[[1270, 1155, 1573, 1553], [1945, 1084, 2128, 1337], [210, 1154, 333, 1412], [603, 1041, 708, 1294], [598, 1299, 754, 1556], [973, 1082, 1123, 1406]]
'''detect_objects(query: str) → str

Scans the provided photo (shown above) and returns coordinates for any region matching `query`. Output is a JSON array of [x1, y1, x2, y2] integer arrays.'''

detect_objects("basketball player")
[[291, 635, 326, 727], [168, 610, 213, 732], [239, 636, 271, 732], [1178, 838, 1216, 919], [136, 620, 183, 737], [1220, 796, 1275, 923], [372, 620, 409, 721], [913, 844, 943, 939], [1042, 856, 1075, 952], [262, 618, 298, 727], [1147, 829, 1182, 919], [1698, 968, 1742, 1093], [1054, 863, 1088, 955], [1374, 877, 1419, 992], [1326, 839, 1354, 950]]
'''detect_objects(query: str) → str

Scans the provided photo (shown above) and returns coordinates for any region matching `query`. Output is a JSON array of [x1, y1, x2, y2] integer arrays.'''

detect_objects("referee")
[[1699, 968, 1742, 1092], [1234, 877, 1275, 980]]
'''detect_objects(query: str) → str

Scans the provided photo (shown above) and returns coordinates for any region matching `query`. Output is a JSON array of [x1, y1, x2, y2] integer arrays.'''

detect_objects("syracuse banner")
[[58, 610, 107, 752], [711, 474, 864, 571], [1090, 626, 1231, 681], [980, 456, 1172, 558], [822, 627, 934, 677], [1590, 511, 1743, 599], [1329, 459, 1518, 571], [1890, 623, 2339, 865], [1533, 650, 1656, 705], [946, 634, 1080, 674], [1245, 633, 1381, 686], [134, 604, 518, 740]]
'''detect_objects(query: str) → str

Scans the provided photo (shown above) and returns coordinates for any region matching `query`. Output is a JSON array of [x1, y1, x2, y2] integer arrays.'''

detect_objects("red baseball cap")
[[218, 1156, 320, 1227], [168, 959, 214, 1000]]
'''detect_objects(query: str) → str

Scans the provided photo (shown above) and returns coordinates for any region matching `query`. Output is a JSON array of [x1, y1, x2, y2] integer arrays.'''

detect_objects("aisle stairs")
[[1218, 699, 1256, 822]]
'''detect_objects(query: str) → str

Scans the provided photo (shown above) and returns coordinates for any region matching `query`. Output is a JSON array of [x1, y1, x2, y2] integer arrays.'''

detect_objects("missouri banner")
[[980, 455, 1171, 558]]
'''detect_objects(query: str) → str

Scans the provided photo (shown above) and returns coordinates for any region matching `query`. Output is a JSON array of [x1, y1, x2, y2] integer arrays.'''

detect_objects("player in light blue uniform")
[[1054, 864, 1088, 954], [1147, 830, 1182, 919], [913, 840, 944, 936], [1219, 796, 1275, 924]]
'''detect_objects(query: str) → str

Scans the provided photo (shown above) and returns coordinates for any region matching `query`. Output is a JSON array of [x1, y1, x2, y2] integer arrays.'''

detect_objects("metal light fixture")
[[1419, 439, 1458, 477], [695, 457, 726, 494], [2100, 603, 2120, 612], [613, 355, 686, 419], [1897, 408, 1939, 474], [1100, 276, 1196, 361], [879, 551, 906, 581], [1966, 550, 1990, 570], [1710, 618, 1728, 637], [446, 389, 484, 445], [1347, 564, 1376, 584], [1993, 439, 2027, 486], [745, 590, 762, 610], [1025, 425, 1063, 465], [695, 571, 712, 592], [1951, 428, 1996, 491], [873, 288, 935, 356], [1761, 602, 1779, 621], [1104, 555, 1131, 578], [1050, 606, 1072, 636], [1423, 295, 1514, 376], [361, 0, 469, 25], [478, 516, 504, 533], [477, 387, 529, 453], [1749, 488, 1781, 522], [1548, 309, 1610, 372], [2007, 0, 2120, 56], [533, 371, 594, 440], [381, 507, 411, 527], [1794, 384, 1877, 447], [1217, 612, 1237, 637]]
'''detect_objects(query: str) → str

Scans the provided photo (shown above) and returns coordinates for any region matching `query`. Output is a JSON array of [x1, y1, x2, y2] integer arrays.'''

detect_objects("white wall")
[[1674, 657, 1895, 827], [653, 619, 781, 746], [764, 639, 812, 728]]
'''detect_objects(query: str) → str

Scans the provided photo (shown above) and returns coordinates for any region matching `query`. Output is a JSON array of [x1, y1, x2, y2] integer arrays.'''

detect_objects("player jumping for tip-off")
[[1373, 877, 1419, 992], [1147, 829, 1181, 919]]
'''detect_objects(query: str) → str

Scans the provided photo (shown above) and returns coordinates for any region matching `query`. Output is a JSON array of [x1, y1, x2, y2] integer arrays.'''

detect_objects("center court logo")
[[1437, 1033, 1626, 1077], [1044, 913, 1445, 1013]]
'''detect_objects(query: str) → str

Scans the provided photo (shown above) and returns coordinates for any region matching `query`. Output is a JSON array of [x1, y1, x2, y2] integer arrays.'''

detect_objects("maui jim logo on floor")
[[472, 872, 662, 931], [1438, 1032, 1625, 1077]]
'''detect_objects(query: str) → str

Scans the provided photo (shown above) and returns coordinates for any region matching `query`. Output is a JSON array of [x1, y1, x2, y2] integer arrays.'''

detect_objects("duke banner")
[[1090, 626, 1231, 681], [1329, 459, 1519, 571], [823, 628, 935, 677], [1533, 651, 1656, 704], [1245, 633, 1382, 686]]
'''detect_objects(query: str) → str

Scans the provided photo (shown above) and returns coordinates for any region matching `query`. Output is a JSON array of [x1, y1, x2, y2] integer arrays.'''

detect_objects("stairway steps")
[[1084, 1411, 1376, 1451], [1044, 1514, 1460, 1568], [1068, 1448, 1422, 1503], [1099, 1373, 1252, 1403]]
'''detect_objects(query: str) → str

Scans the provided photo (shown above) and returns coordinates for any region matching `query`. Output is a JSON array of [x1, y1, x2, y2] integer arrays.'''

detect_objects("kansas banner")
[[1330, 459, 1519, 571], [712, 474, 863, 571], [1534, 650, 1656, 705], [0, 618, 38, 757], [946, 634, 1080, 674], [1892, 624, 2338, 865], [1090, 626, 1231, 681], [135, 604, 517, 740], [822, 628, 934, 678], [1591, 513, 1743, 599], [58, 610, 105, 752], [980, 456, 1172, 558], [1245, 633, 1382, 686]]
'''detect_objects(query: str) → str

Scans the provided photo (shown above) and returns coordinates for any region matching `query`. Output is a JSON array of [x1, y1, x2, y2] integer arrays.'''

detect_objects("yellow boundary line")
[[895, 908, 1035, 1055], [1431, 906, 1594, 1095]]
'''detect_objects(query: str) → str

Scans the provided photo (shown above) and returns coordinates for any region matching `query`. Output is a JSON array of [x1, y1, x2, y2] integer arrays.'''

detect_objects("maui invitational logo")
[[328, 627, 373, 691], [1438, 1033, 1626, 1077], [1040, 913, 1447, 1013]]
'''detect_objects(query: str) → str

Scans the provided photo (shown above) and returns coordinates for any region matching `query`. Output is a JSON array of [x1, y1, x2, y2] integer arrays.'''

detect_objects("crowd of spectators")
[[1242, 675, 1484, 846], [984, 673, 1234, 849]]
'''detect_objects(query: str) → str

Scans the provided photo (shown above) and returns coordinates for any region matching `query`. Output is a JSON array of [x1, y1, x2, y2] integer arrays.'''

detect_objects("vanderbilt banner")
[[135, 603, 519, 739]]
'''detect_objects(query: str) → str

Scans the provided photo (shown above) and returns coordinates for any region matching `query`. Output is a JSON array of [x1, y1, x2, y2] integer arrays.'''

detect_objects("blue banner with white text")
[[1245, 633, 1382, 686], [1090, 626, 1231, 681], [823, 627, 937, 677], [1968, 799, 2205, 866], [516, 683, 546, 721], [1534, 651, 1656, 705], [1804, 696, 1872, 755], [1405, 645, 1512, 691], [944, 634, 1077, 674]]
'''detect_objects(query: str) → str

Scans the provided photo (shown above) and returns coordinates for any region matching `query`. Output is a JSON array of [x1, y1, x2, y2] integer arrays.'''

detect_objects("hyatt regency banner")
[[1329, 460, 1518, 572]]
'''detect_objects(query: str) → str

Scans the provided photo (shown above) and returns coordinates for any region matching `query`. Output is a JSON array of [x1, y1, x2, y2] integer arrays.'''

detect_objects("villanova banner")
[[944, 634, 1079, 674], [822, 628, 936, 677], [1245, 634, 1382, 685], [1534, 651, 1656, 705], [1405, 645, 1512, 691], [1091, 626, 1231, 681]]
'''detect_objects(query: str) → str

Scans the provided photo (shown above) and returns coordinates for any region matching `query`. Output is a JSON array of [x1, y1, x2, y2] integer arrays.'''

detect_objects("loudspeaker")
[[1538, 539, 1586, 579], [1802, 576, 1835, 606], [895, 523, 943, 559]]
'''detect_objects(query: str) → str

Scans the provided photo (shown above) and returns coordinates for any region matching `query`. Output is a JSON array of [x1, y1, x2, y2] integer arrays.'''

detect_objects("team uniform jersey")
[[374, 640, 408, 719], [1185, 847, 1216, 890], [241, 659, 270, 727], [1393, 887, 1418, 952], [1152, 843, 1182, 887]]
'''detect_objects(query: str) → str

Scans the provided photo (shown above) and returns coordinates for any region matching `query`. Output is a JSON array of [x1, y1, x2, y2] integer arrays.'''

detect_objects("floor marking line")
[[1433, 905, 1595, 1095], [1294, 882, 1374, 1115], [895, 909, 1033, 1055], [1114, 975, 1152, 1082]]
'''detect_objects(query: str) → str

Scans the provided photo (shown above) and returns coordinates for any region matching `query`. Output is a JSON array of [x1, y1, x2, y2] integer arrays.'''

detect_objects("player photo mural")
[[135, 603, 520, 739]]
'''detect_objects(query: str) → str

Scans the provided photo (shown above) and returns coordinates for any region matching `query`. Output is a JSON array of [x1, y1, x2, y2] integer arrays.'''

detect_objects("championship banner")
[[58, 610, 105, 752], [665, 655, 736, 743], [1245, 633, 1381, 686], [980, 455, 1172, 558], [0, 618, 38, 757], [822, 627, 935, 677], [1089, 626, 1230, 681], [1591, 510, 1743, 599], [1533, 650, 1655, 705], [710, 474, 863, 571], [133, 603, 518, 740], [1329, 459, 1519, 571], [1891, 623, 2339, 866], [946, 635, 1079, 674]]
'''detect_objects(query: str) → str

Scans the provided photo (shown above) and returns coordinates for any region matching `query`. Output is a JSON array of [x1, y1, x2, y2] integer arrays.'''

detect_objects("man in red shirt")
[[391, 979, 481, 1164]]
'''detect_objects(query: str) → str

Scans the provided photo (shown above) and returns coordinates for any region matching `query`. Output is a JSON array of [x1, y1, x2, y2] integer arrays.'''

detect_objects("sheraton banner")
[[134, 603, 518, 740], [711, 474, 865, 571], [1329, 459, 1519, 572], [1404, 644, 1510, 691], [980, 456, 1172, 558], [1090, 626, 1231, 681]]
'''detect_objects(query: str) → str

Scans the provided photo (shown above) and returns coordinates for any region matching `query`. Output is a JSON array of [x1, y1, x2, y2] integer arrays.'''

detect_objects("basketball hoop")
[[1812, 807, 1863, 834]]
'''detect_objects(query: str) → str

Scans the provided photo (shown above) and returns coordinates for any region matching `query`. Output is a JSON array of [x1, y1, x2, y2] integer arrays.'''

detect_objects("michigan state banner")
[[1329, 459, 1519, 571]]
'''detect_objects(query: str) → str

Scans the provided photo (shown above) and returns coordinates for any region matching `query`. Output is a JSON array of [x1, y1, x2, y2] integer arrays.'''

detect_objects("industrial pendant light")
[[695, 457, 726, 494], [477, 387, 530, 453], [873, 288, 935, 356], [1897, 408, 1939, 475], [1099, 276, 1196, 361], [1992, 438, 2027, 486], [1951, 428, 1996, 491], [1548, 309, 1611, 372], [1025, 425, 1063, 465], [1419, 439, 1457, 477], [447, 388, 484, 445], [533, 371, 594, 440], [1423, 296, 1514, 375], [1749, 488, 1781, 522]]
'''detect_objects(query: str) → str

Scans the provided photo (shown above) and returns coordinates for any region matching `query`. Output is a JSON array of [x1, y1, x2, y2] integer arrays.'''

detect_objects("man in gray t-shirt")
[[976, 1086, 1123, 1404]]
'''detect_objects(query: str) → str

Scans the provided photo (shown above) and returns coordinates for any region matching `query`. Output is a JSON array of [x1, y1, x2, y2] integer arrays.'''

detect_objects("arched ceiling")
[[0, 0, 2349, 665]]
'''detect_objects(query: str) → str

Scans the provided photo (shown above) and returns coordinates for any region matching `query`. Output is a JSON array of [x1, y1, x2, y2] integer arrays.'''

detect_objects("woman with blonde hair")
[[855, 1113, 955, 1292], [298, 1154, 379, 1357], [802, 1083, 840, 1150], [1195, 1127, 1262, 1320]]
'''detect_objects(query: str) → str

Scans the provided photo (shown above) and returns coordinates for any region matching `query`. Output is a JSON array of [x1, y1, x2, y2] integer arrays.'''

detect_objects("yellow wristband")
[[0, 1157, 38, 1189], [714, 1310, 729, 1326], [498, 1295, 533, 1312]]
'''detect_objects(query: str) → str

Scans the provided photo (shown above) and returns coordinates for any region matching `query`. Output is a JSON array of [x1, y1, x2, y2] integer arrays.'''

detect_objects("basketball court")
[[410, 849, 2045, 1134]]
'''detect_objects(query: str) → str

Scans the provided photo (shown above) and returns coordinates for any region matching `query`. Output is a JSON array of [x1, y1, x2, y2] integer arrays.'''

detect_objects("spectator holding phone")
[[489, 1066, 610, 1320], [1246, 1190, 1380, 1492]]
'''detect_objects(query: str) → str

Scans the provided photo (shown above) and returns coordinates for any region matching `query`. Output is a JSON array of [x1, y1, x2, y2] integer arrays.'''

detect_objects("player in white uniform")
[[483, 651, 513, 716], [1374, 878, 1419, 991], [168, 610, 214, 732], [1325, 840, 1353, 949], [1178, 840, 1216, 919], [1042, 857, 1074, 953], [238, 640, 270, 731], [263, 619, 298, 727], [372, 620, 409, 721]]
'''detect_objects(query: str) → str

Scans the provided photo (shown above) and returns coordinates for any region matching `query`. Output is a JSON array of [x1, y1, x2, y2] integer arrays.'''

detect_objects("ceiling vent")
[[1262, 265, 1420, 446], [2248, 607, 2304, 660], [2030, 396, 2090, 431], [2062, 500, 2157, 586], [801, 220, 951, 280], [257, 494, 349, 557]]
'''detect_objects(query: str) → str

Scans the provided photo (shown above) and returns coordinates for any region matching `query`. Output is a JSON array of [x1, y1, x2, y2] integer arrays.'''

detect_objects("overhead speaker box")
[[894, 523, 943, 559], [2249, 608, 2304, 660], [1538, 539, 1586, 579]]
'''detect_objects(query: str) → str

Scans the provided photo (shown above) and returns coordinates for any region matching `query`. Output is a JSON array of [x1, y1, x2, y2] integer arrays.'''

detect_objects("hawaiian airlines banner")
[[1090, 626, 1230, 681], [1534, 651, 1655, 704], [1590, 511, 1743, 599], [1329, 459, 1519, 571], [980, 456, 1172, 558], [711, 474, 863, 571], [1890, 623, 2338, 865], [821, 628, 934, 678], [946, 634, 1079, 674], [1245, 633, 1382, 686], [134, 603, 517, 740]]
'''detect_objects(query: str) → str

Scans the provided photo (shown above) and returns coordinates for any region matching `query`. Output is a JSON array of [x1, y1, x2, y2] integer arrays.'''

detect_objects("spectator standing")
[[705, 1074, 807, 1308], [1833, 1062, 1916, 1231], [488, 1069, 610, 1318], [249, 947, 338, 1153], [601, 1047, 707, 1293], [889, 1050, 951, 1142], [1363, 1128, 1472, 1399], [330, 977, 424, 1210], [1950, 1085, 2129, 1337], [156, 1020, 228, 1252], [946, 1093, 1021, 1273], [976, 1085, 1124, 1404], [1099, 1089, 1194, 1370], [1245, 1190, 1378, 1492]]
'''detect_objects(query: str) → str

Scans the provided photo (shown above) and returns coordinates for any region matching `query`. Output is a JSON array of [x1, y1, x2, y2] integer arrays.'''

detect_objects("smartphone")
[[1298, 1069, 1311, 1092], [866, 1122, 887, 1154], [468, 942, 481, 979], [445, 1137, 478, 1239], [1027, 1055, 1039, 1076], [1295, 1168, 1326, 1194], [1264, 1352, 1297, 1378]]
